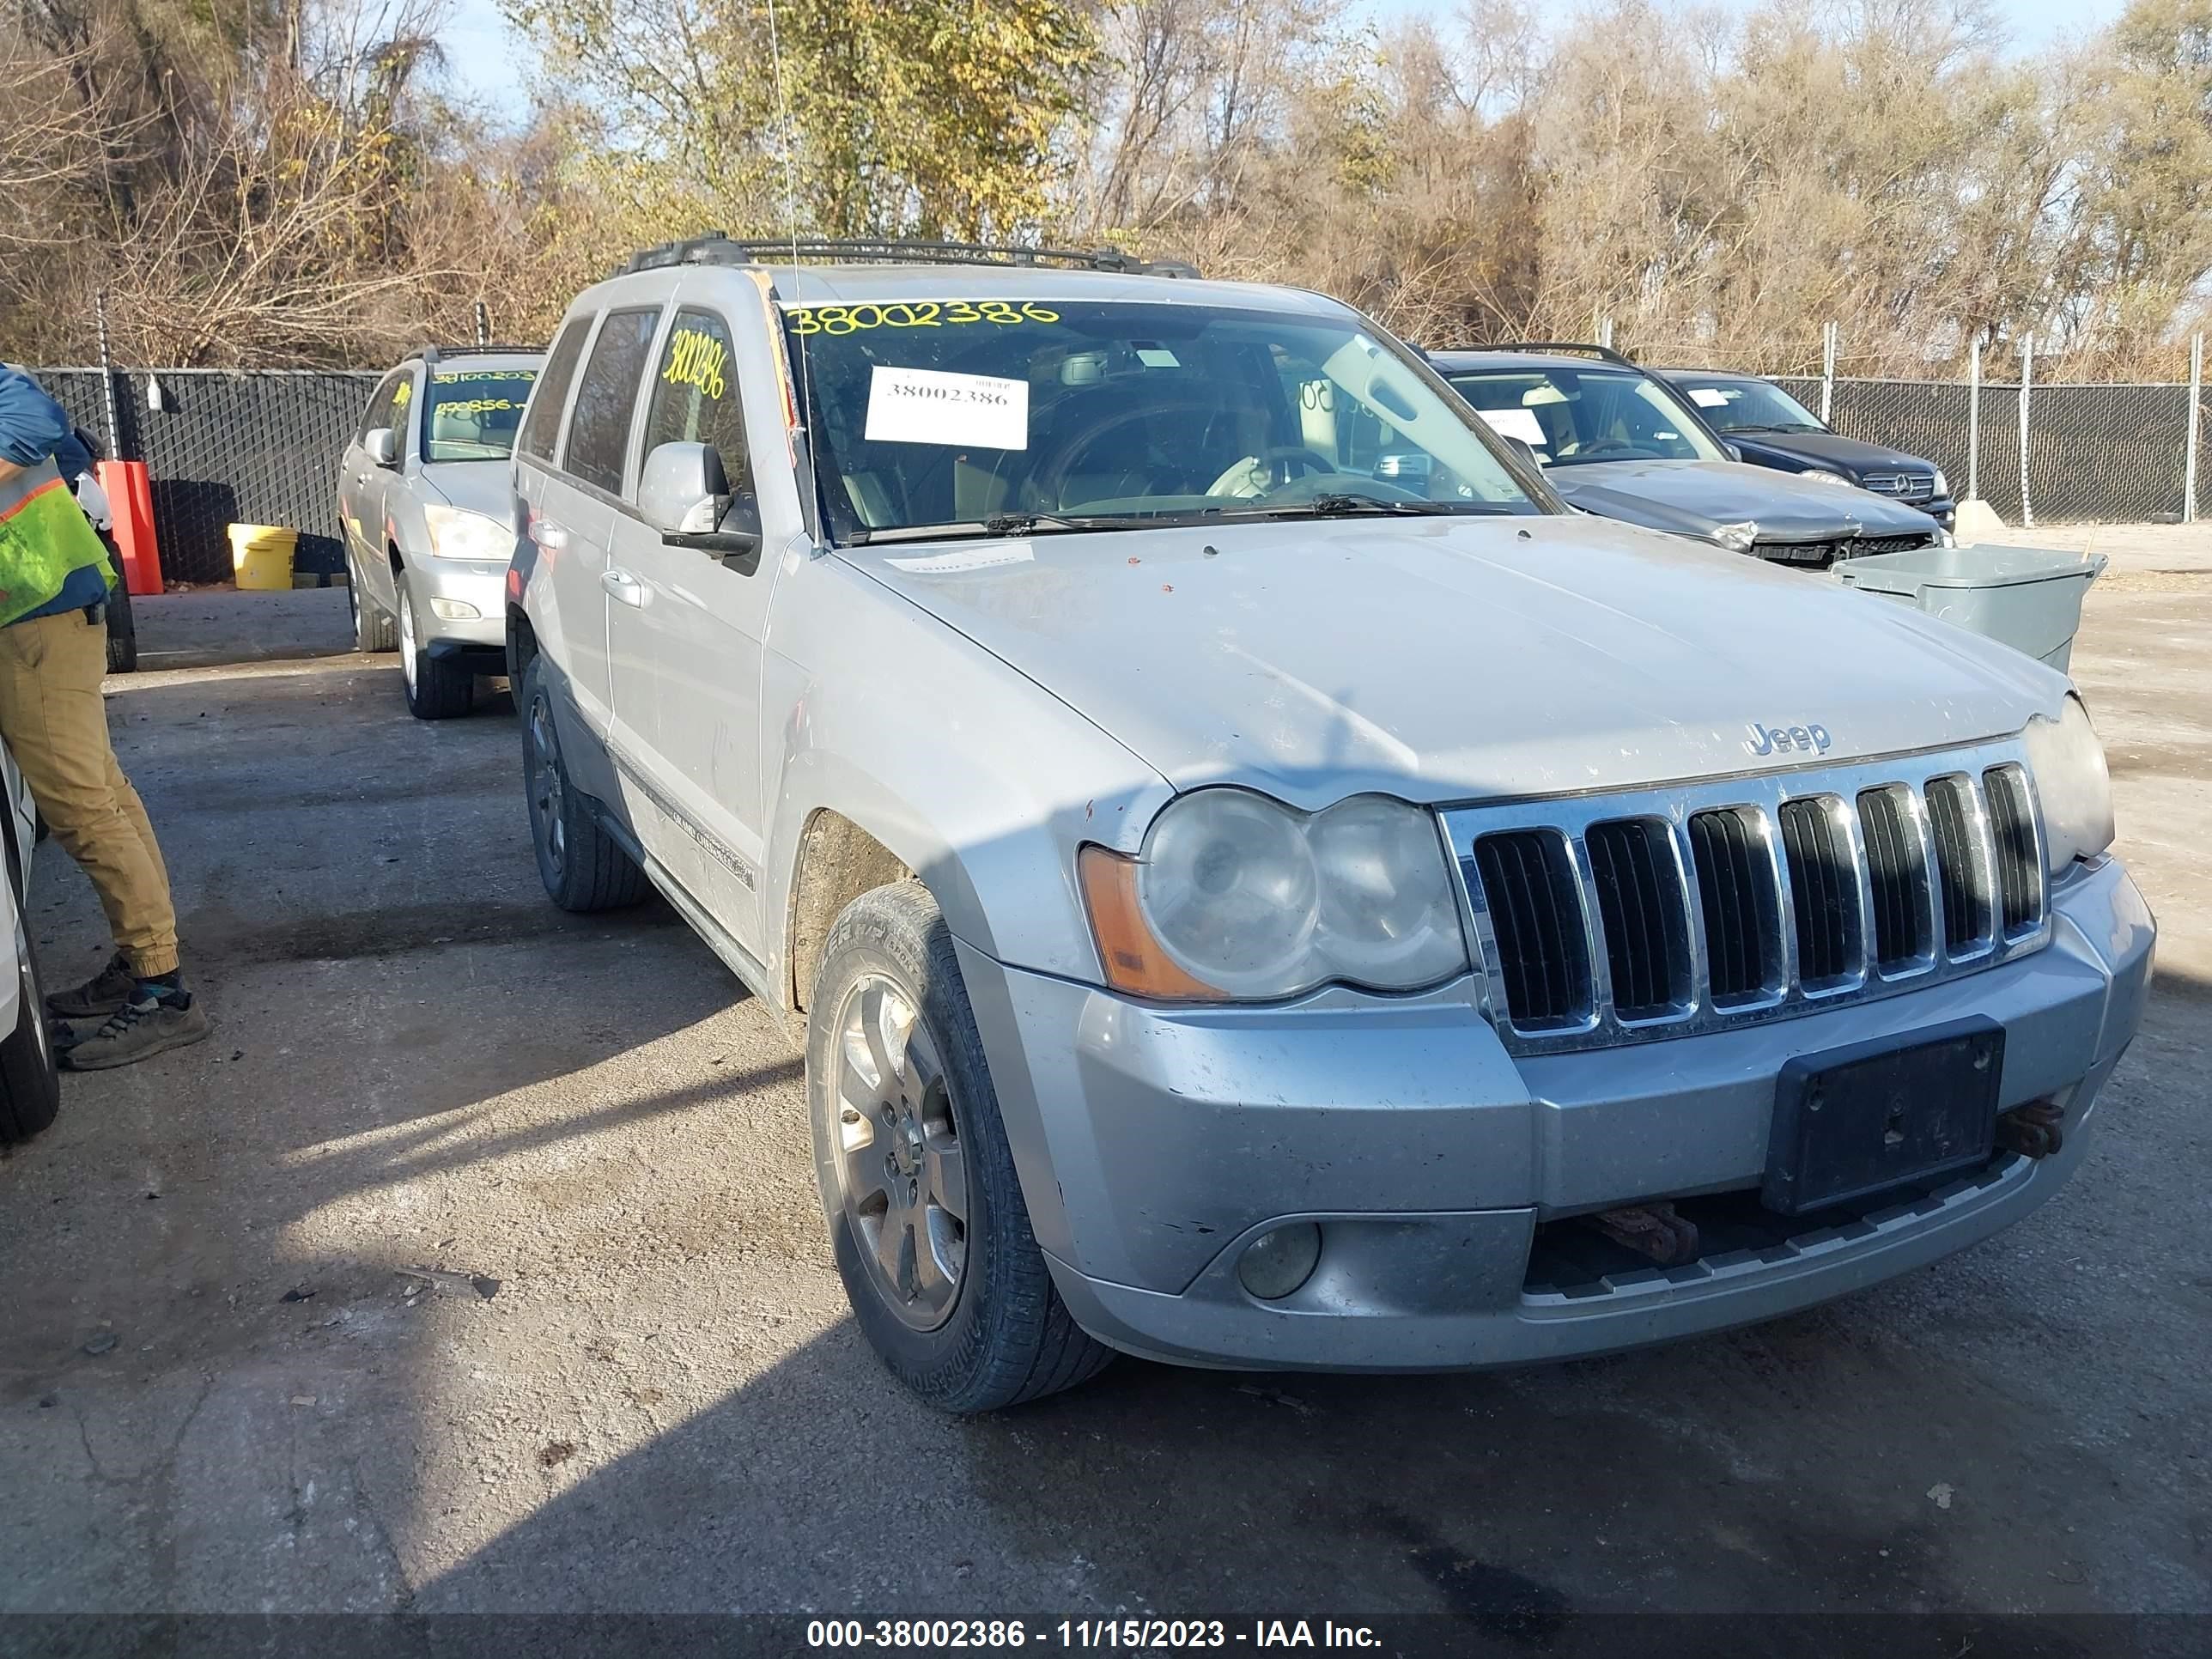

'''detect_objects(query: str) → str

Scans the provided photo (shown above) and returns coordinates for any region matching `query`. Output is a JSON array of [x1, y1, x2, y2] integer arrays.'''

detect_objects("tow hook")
[[1580, 1200, 1702, 1267], [1996, 1099, 2066, 1159]]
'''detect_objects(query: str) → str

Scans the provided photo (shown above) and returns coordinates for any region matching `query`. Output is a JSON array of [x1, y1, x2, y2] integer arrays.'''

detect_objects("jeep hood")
[[842, 514, 2063, 808], [1546, 459, 1942, 542]]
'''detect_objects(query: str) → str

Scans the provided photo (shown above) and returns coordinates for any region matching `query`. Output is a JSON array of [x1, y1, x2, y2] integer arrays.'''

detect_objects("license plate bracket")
[[1764, 1017, 2004, 1215]]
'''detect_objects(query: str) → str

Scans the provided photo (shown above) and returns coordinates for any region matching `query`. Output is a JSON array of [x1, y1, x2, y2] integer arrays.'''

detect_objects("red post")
[[96, 460, 161, 595]]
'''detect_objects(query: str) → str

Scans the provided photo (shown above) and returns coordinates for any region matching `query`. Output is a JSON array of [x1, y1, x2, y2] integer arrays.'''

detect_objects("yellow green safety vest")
[[0, 455, 114, 628]]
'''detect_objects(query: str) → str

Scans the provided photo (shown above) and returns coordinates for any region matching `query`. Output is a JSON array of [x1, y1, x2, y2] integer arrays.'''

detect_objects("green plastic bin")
[[1832, 544, 2108, 673]]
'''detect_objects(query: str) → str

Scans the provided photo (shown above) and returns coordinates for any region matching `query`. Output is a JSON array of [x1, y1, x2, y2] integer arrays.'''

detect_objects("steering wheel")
[[1027, 398, 1231, 512], [1571, 436, 1645, 459], [1203, 445, 1344, 499]]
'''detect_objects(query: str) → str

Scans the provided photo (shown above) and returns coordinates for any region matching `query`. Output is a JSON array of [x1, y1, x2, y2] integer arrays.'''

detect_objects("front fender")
[[761, 551, 1174, 996]]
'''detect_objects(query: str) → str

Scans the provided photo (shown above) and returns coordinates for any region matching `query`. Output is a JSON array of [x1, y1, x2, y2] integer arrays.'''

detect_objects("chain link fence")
[[36, 368, 375, 585], [24, 353, 2212, 586]]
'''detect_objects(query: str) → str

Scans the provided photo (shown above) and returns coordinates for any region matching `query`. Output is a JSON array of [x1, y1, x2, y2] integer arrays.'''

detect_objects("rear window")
[[424, 369, 539, 463], [562, 308, 661, 494], [518, 318, 592, 464]]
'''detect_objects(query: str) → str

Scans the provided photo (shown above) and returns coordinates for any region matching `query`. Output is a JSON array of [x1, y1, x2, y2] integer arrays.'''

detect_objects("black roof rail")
[[409, 343, 544, 365], [1443, 341, 1640, 370], [621, 233, 750, 275], [617, 234, 1200, 278]]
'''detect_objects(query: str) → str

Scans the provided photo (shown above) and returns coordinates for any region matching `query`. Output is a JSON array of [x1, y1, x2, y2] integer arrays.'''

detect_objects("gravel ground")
[[0, 575, 2204, 1632]]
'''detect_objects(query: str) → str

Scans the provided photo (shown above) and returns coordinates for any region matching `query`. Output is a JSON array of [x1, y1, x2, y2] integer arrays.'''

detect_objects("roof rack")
[[617, 234, 1199, 279], [411, 343, 544, 366], [1452, 341, 1640, 370]]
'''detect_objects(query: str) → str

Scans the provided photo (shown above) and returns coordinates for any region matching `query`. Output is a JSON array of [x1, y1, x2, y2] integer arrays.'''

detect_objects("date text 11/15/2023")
[[804, 1619, 1384, 1650]]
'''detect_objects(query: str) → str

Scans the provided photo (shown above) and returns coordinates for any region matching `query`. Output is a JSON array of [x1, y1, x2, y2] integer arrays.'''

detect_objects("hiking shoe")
[[59, 988, 210, 1071], [46, 951, 141, 1020]]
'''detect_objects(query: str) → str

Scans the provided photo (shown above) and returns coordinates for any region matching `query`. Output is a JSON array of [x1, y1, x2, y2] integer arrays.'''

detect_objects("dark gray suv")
[[1431, 345, 1944, 568]]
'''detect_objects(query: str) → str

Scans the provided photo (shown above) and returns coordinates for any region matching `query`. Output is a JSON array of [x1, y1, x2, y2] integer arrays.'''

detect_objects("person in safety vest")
[[0, 367, 206, 1068]]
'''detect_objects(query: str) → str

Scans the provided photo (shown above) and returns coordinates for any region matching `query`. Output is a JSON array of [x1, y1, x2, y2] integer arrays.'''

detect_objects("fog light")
[[1236, 1222, 1322, 1300], [429, 598, 481, 620]]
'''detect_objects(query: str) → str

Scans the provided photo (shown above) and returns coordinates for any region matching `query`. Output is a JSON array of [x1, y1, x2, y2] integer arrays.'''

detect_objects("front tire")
[[349, 562, 397, 653], [808, 881, 1113, 1413], [398, 576, 475, 720], [520, 654, 648, 913], [0, 902, 62, 1145]]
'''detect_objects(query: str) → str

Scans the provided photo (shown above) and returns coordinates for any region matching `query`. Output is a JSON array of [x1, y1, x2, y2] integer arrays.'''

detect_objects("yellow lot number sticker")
[[784, 301, 1060, 336], [665, 328, 729, 399]]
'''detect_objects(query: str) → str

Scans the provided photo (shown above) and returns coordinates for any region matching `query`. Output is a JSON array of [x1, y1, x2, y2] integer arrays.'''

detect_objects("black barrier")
[[36, 367, 376, 584], [21, 367, 2212, 586]]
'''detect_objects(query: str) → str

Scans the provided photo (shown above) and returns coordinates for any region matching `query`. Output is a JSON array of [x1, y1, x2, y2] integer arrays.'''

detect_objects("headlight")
[[1711, 520, 1759, 553], [1798, 469, 1854, 487], [2021, 696, 2115, 877], [1931, 469, 1950, 496], [423, 504, 514, 562], [1079, 789, 1469, 1001]]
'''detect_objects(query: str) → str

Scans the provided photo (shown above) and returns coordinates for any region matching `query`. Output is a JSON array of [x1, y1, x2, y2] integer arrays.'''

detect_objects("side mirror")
[[1502, 434, 1542, 469], [639, 441, 760, 561], [1723, 441, 1743, 463], [366, 428, 398, 467]]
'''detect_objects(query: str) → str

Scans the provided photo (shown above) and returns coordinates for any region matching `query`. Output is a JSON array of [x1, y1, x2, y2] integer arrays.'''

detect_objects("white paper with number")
[[1478, 407, 1548, 448], [864, 366, 1030, 450], [1687, 386, 1732, 409]]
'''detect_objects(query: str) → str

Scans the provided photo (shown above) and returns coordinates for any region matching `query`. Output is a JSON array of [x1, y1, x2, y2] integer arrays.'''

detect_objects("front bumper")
[[406, 558, 506, 653], [958, 857, 2154, 1372]]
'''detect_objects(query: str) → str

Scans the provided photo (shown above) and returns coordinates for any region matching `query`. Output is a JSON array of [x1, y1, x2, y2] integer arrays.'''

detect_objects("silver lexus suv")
[[505, 238, 2154, 1413], [339, 345, 544, 717]]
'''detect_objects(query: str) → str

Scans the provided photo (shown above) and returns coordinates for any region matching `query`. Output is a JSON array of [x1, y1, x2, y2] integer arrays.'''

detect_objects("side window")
[[519, 315, 592, 464], [640, 307, 753, 498], [561, 307, 661, 494], [388, 371, 417, 457], [358, 372, 405, 441]]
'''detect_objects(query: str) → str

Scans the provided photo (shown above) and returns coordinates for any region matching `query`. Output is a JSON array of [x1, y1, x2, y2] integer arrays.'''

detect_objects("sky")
[[435, 0, 2136, 111]]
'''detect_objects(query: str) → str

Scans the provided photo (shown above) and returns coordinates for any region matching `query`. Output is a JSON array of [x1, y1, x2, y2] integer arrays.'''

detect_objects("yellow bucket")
[[229, 524, 297, 591]]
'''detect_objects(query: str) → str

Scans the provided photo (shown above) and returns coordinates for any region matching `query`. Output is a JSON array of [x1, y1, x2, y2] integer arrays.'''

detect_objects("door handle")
[[601, 568, 645, 606], [536, 520, 570, 550]]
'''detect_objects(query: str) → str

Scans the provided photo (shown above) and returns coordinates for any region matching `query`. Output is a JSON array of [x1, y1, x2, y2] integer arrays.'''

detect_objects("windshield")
[[1670, 376, 1826, 434], [1444, 367, 1729, 467], [781, 301, 1540, 542], [423, 368, 540, 463]]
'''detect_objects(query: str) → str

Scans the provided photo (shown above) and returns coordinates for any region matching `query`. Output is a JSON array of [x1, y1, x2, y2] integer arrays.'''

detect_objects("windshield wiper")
[[846, 513, 1164, 546], [1249, 494, 1473, 520]]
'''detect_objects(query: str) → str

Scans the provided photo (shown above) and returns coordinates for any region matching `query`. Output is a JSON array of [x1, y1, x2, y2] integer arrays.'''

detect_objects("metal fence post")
[[1966, 339, 1981, 504], [2018, 336, 2035, 528], [475, 299, 490, 348], [1820, 321, 1838, 422], [94, 289, 122, 461], [2186, 333, 2203, 526], [1597, 316, 1614, 351]]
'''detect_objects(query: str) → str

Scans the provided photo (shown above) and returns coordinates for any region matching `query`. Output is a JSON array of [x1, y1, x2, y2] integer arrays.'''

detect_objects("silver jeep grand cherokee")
[[505, 238, 2154, 1413]]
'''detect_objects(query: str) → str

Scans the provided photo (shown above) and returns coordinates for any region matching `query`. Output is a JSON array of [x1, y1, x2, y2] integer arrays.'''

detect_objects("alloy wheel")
[[398, 585, 419, 694], [527, 694, 566, 875], [15, 908, 48, 1077], [831, 975, 967, 1331]]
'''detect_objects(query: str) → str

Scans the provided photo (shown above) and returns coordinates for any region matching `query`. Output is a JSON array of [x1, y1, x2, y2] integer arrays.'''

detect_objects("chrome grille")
[[1861, 472, 1936, 502], [1849, 532, 1941, 558], [1472, 830, 1589, 1029], [1443, 744, 2051, 1053]]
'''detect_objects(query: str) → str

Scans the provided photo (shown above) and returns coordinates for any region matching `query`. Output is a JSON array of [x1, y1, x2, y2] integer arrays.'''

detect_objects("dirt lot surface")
[[0, 567, 2206, 1638]]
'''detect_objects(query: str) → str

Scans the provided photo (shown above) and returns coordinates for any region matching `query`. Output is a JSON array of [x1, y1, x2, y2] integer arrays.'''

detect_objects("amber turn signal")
[[1076, 845, 1226, 1001]]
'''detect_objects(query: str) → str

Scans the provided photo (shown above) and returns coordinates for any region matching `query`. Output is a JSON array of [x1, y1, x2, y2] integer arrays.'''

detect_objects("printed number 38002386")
[[787, 301, 1060, 336]]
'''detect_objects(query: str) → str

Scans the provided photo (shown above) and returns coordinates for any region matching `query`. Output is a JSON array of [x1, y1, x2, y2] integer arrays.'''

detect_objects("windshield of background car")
[[779, 300, 1540, 541], [1445, 368, 1729, 467], [423, 369, 540, 463], [1671, 377, 1826, 434]]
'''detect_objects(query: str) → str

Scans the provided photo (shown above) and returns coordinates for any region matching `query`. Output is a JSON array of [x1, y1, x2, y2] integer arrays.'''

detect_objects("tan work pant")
[[0, 609, 179, 976]]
